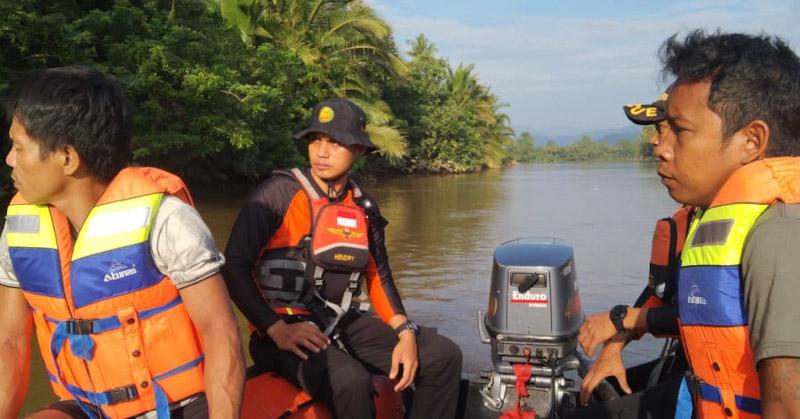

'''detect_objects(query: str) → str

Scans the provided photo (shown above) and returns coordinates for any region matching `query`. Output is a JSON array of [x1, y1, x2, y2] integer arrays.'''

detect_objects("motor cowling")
[[484, 237, 582, 366], [476, 237, 584, 418]]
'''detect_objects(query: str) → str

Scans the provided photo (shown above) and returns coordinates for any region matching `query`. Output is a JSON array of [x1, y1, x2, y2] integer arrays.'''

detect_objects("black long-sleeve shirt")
[[222, 168, 406, 333]]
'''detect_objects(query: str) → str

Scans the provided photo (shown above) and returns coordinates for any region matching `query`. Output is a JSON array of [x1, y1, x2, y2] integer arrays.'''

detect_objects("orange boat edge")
[[241, 372, 404, 419]]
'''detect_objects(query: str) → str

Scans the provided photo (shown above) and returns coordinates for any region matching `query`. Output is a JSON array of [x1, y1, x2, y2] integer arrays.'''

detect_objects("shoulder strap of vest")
[[97, 167, 194, 207], [286, 168, 322, 201], [286, 168, 364, 201], [665, 216, 678, 280], [348, 178, 363, 199], [134, 167, 194, 206]]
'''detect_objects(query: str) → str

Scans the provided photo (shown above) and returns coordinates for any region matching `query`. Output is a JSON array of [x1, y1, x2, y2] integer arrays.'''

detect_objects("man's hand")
[[267, 319, 330, 360], [389, 332, 418, 392], [580, 335, 631, 405], [579, 311, 620, 358]]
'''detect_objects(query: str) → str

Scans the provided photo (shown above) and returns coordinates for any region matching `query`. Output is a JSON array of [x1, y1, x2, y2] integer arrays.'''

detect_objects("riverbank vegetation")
[[509, 128, 654, 163], [0, 0, 513, 188], [1, 0, 652, 199]]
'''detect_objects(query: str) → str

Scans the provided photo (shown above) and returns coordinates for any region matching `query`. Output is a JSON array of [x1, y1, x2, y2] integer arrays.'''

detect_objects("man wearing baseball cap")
[[223, 98, 462, 418], [569, 91, 693, 418]]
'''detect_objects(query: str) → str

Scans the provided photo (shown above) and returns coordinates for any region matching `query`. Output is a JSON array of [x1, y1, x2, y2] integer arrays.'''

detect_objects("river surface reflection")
[[21, 162, 679, 413]]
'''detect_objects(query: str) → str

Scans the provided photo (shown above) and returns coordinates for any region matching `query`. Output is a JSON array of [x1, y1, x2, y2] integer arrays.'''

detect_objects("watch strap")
[[393, 320, 418, 336], [610, 305, 628, 333]]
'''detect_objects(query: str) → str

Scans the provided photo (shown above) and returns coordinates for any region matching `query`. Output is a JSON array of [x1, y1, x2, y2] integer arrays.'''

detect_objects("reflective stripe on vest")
[[6, 167, 205, 419]]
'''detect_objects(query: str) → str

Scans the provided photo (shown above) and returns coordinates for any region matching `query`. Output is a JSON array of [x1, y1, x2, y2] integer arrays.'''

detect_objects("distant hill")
[[513, 125, 643, 146]]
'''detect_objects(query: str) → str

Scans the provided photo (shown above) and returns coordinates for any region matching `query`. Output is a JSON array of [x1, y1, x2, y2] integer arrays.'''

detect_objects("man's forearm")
[[622, 307, 650, 334], [0, 334, 31, 418], [0, 286, 33, 419], [180, 275, 246, 417], [759, 357, 800, 418], [202, 324, 245, 418]]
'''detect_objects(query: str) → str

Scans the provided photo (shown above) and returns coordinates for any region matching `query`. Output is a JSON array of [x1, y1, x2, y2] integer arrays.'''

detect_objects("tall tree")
[[220, 0, 408, 159]]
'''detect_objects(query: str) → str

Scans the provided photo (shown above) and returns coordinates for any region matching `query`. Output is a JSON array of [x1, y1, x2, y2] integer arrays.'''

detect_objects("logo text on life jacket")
[[334, 253, 355, 262], [104, 262, 138, 282], [511, 291, 548, 307], [687, 284, 707, 305]]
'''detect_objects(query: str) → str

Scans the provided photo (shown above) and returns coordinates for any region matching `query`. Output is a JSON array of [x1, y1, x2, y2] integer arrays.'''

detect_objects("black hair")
[[3, 66, 131, 181], [660, 30, 800, 156]]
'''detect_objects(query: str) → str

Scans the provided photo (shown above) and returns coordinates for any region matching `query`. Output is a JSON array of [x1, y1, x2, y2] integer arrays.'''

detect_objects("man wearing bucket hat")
[[568, 91, 693, 418], [223, 97, 462, 418]]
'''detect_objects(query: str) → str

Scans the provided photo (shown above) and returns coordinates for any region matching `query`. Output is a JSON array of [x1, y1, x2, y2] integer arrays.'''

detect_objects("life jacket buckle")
[[66, 319, 95, 335], [684, 372, 702, 395], [106, 384, 139, 405]]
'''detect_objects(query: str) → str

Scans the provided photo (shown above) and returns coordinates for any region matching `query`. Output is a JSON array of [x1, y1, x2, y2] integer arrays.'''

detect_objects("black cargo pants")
[[250, 314, 463, 419]]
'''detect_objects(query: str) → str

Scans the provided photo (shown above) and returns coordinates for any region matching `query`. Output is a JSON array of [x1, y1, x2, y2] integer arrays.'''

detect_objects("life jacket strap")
[[63, 316, 125, 335], [46, 296, 194, 419], [48, 355, 204, 419], [63, 381, 139, 407], [686, 374, 762, 415], [319, 271, 365, 336]]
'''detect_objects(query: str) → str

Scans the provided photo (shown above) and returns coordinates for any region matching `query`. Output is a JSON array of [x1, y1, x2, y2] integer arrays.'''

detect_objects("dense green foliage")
[[509, 128, 654, 163], [1, 0, 312, 186], [0, 0, 518, 188], [384, 36, 514, 172], [1, 0, 652, 195]]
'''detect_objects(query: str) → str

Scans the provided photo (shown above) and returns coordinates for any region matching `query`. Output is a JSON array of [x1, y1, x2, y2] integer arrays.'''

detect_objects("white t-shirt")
[[0, 196, 224, 289]]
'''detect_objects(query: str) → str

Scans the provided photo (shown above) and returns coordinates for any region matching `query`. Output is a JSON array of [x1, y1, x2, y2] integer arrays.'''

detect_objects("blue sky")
[[366, 0, 800, 137]]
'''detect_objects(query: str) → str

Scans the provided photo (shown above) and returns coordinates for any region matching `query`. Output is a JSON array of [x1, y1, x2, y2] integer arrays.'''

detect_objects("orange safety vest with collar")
[[678, 157, 800, 419], [254, 168, 371, 333], [5, 167, 205, 419]]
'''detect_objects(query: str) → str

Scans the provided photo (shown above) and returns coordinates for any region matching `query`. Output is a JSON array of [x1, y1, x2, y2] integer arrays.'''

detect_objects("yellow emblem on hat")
[[319, 106, 335, 123]]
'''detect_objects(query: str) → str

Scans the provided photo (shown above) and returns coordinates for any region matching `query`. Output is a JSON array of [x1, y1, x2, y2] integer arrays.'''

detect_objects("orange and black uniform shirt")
[[222, 168, 406, 333]]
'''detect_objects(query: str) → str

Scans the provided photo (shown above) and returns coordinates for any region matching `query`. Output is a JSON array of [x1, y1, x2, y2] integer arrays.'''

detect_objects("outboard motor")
[[477, 237, 583, 418]]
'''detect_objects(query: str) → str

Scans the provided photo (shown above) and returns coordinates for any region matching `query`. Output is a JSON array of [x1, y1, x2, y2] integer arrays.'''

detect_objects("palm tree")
[[445, 63, 514, 168], [220, 0, 408, 159]]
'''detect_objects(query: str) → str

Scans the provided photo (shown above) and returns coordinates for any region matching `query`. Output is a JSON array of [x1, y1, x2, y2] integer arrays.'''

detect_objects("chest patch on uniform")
[[690, 219, 733, 247], [312, 203, 369, 271]]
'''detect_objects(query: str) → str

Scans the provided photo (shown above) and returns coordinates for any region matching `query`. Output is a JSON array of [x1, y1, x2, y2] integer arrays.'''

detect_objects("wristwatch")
[[394, 320, 420, 337], [609, 305, 629, 333]]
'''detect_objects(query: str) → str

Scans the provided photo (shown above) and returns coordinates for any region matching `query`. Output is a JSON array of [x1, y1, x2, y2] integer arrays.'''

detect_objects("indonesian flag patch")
[[336, 210, 358, 228]]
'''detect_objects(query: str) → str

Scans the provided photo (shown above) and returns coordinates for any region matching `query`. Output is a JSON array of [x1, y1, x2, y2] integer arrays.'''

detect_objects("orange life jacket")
[[627, 206, 693, 342], [254, 168, 370, 332], [5, 167, 205, 419], [678, 157, 800, 419], [642, 205, 693, 311]]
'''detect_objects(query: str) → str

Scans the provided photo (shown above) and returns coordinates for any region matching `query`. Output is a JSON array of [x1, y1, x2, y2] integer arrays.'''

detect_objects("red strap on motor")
[[500, 363, 537, 419]]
